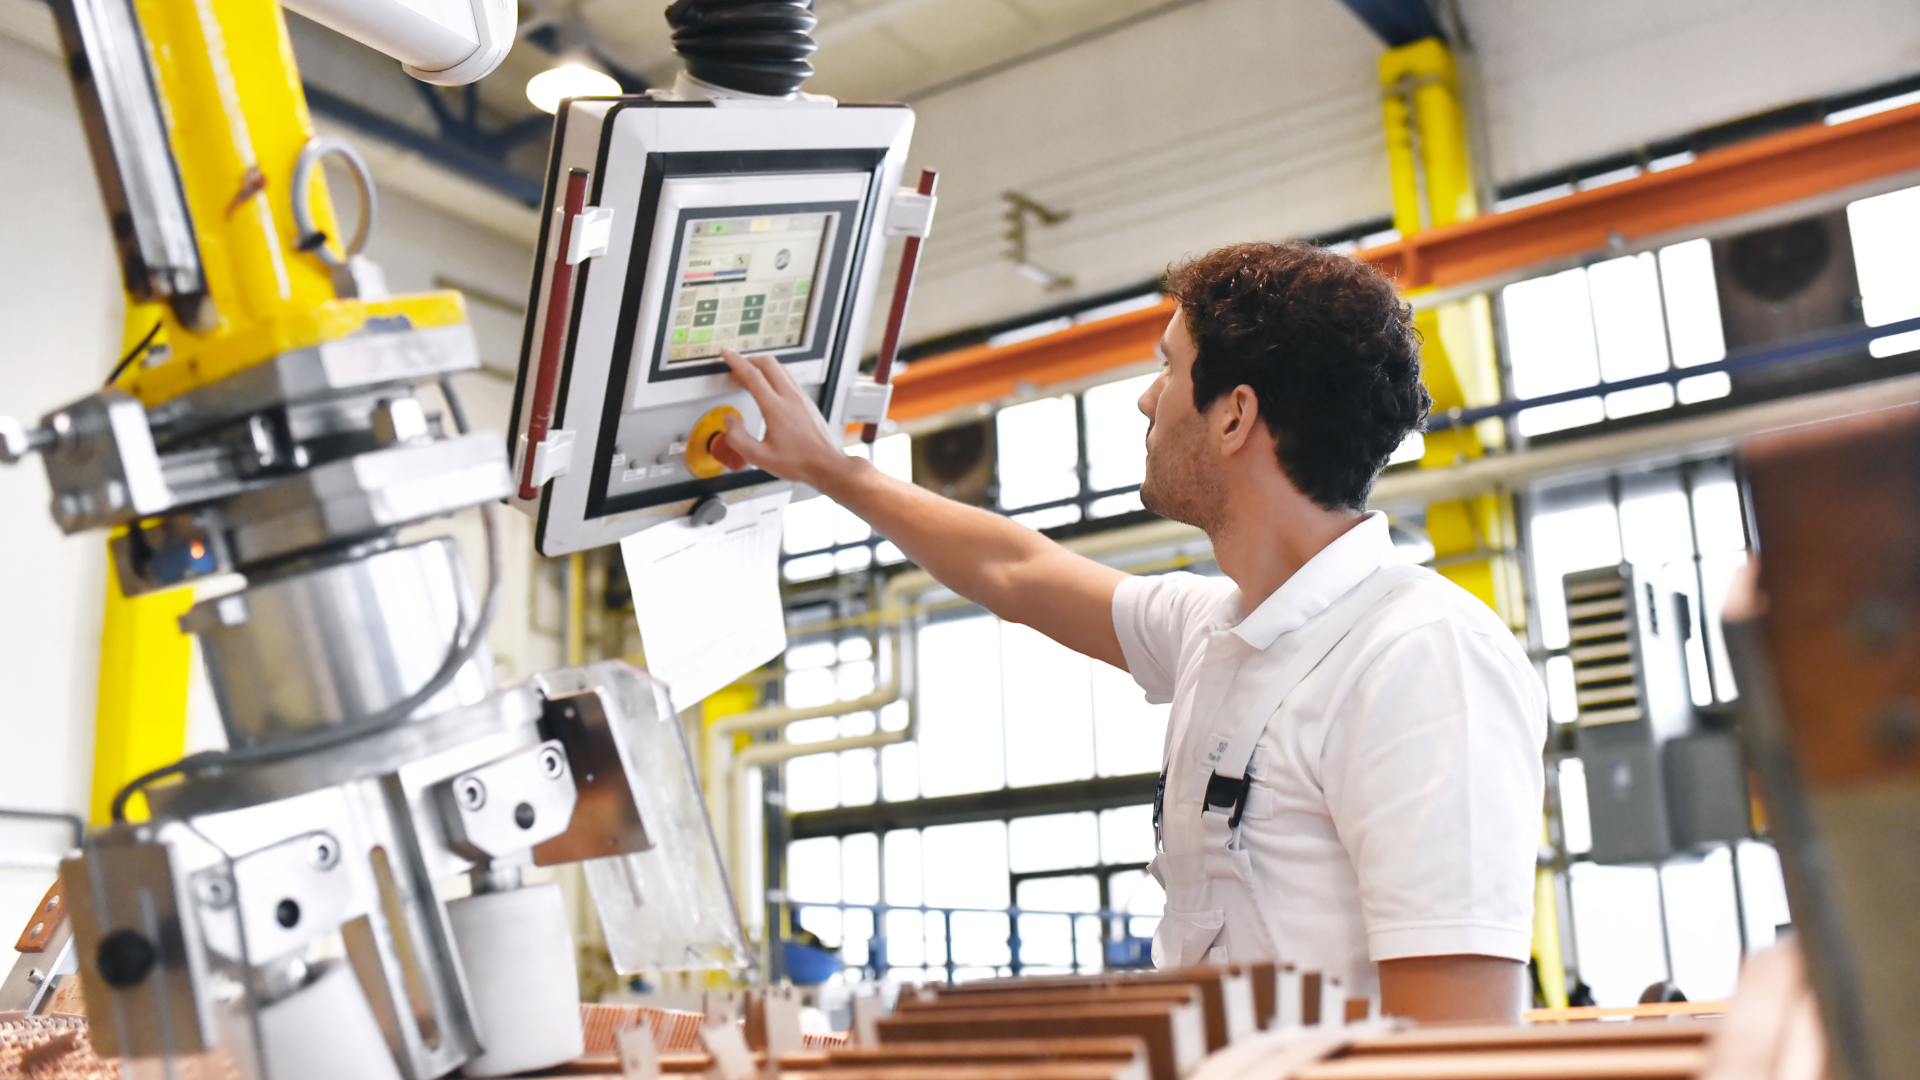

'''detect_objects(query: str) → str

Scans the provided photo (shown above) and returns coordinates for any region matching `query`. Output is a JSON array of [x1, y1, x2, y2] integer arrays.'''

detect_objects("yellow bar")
[[132, 0, 336, 332], [89, 551, 195, 824], [115, 0, 471, 409], [1524, 999, 1728, 1022], [1531, 865, 1570, 1010], [1380, 38, 1522, 628]]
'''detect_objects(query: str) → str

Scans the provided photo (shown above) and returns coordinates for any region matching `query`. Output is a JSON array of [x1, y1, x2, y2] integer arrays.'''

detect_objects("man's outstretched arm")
[[1378, 955, 1527, 1024], [715, 349, 1128, 669]]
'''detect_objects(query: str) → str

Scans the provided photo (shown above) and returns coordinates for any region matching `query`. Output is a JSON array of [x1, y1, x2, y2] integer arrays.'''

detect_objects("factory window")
[[1502, 240, 1728, 438], [1846, 183, 1920, 357], [781, 612, 1166, 816], [1528, 461, 1792, 1008], [779, 372, 1162, 584], [781, 434, 914, 582], [784, 807, 1164, 983]]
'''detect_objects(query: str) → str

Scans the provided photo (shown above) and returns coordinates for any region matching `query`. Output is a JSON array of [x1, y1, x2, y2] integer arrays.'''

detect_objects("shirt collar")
[[1212, 511, 1395, 650]]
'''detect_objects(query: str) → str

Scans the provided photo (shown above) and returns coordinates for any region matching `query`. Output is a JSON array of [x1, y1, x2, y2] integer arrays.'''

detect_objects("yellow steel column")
[[90, 556, 196, 824], [90, 306, 195, 825], [1377, 38, 1522, 630], [1380, 37, 1553, 1003]]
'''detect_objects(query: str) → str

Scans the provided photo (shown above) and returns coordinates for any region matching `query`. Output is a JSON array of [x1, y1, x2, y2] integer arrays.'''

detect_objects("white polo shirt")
[[1112, 512, 1546, 996]]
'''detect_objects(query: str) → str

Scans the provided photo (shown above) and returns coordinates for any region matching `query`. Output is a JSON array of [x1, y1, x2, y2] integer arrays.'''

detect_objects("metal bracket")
[[532, 688, 655, 864], [516, 428, 576, 488], [842, 379, 894, 426], [567, 207, 615, 264], [438, 740, 579, 861], [884, 190, 937, 239]]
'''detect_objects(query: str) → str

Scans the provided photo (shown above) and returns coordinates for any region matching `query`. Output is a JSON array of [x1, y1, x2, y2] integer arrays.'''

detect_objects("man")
[[714, 242, 1546, 1023]]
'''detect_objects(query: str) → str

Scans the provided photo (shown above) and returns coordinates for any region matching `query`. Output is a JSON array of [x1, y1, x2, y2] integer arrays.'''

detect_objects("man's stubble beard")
[[1139, 418, 1226, 534]]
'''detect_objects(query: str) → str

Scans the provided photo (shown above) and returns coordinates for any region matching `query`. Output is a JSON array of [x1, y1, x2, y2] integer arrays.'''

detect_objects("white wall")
[[0, 28, 121, 953], [896, 0, 1392, 340], [1460, 0, 1920, 184]]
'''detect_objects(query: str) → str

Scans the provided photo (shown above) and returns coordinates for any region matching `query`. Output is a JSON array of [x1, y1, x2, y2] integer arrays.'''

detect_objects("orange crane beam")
[[889, 100, 1920, 424]]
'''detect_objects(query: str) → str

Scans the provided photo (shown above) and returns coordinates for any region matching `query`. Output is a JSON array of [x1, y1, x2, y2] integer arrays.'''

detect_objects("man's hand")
[[710, 346, 1128, 668], [712, 348, 859, 493]]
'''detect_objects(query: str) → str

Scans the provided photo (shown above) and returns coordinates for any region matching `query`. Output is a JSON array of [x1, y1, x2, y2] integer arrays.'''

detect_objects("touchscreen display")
[[663, 212, 832, 365]]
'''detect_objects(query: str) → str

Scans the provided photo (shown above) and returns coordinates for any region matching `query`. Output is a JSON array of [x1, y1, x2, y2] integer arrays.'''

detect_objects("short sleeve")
[[1320, 613, 1547, 963], [1112, 571, 1231, 705]]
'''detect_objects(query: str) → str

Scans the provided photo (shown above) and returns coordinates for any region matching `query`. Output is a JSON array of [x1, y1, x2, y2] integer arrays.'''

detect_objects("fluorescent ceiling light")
[[526, 63, 620, 114]]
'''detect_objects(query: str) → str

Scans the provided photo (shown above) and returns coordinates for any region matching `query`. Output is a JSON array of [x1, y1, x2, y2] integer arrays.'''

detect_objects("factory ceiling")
[[7, 0, 1919, 348]]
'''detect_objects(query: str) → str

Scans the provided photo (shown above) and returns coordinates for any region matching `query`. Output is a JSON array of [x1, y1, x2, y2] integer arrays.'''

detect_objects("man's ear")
[[1216, 385, 1262, 453]]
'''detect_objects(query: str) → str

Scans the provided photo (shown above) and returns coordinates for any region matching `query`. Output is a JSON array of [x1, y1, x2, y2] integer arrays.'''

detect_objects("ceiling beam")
[[1367, 99, 1920, 293], [888, 99, 1920, 424], [1333, 0, 1443, 47]]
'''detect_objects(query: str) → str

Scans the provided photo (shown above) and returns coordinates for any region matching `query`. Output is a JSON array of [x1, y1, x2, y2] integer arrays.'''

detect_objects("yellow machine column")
[[56, 0, 471, 817]]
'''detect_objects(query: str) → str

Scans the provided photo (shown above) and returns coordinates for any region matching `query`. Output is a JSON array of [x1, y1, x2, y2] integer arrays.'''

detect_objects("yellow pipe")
[[566, 552, 586, 668], [1533, 866, 1570, 1010]]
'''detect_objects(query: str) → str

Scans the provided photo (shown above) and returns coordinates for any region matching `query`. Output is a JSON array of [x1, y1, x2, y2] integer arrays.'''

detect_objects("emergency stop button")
[[685, 405, 743, 479]]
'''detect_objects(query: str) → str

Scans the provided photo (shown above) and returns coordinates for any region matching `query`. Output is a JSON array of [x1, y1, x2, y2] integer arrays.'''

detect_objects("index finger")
[[721, 348, 777, 402], [746, 350, 810, 405]]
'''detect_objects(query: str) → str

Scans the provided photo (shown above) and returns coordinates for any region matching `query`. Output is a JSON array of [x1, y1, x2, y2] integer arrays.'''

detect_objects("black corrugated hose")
[[665, 0, 818, 97]]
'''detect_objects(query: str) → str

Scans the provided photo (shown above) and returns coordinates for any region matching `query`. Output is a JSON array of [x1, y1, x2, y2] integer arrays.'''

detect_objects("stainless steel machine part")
[[182, 537, 493, 746], [51, 0, 207, 314], [217, 434, 511, 567], [40, 389, 171, 532]]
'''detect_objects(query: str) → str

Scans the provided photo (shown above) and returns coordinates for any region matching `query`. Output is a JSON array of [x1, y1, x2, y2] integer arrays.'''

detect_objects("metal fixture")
[[1002, 192, 1074, 291], [0, 0, 748, 1073]]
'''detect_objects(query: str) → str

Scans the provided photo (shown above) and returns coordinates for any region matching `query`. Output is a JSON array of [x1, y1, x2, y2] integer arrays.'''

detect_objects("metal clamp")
[[842, 379, 894, 426], [438, 740, 579, 861], [884, 189, 937, 238], [567, 207, 615, 265], [516, 428, 576, 488]]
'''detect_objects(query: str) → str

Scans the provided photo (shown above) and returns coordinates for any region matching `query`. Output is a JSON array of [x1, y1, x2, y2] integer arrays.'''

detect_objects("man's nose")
[[1138, 376, 1163, 419]]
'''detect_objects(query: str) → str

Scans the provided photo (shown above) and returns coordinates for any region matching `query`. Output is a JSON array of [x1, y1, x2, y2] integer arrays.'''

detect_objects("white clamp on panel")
[[843, 379, 894, 426], [884, 189, 938, 239], [516, 429, 576, 488], [568, 207, 616, 265]]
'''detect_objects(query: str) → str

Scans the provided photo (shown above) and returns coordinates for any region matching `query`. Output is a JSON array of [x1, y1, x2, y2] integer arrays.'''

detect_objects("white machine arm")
[[282, 0, 516, 85]]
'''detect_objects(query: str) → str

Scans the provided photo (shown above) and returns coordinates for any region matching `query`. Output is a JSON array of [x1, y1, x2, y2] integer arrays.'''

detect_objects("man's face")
[[1137, 308, 1227, 531]]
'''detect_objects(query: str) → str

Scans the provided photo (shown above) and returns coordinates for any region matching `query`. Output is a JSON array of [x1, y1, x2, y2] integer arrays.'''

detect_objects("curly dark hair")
[[1163, 242, 1429, 511]]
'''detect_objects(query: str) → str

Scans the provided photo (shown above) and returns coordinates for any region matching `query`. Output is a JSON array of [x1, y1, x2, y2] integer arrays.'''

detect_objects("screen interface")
[[663, 212, 832, 366]]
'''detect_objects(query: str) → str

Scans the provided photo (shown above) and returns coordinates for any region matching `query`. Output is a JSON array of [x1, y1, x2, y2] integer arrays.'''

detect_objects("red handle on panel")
[[862, 168, 938, 444], [520, 168, 591, 500]]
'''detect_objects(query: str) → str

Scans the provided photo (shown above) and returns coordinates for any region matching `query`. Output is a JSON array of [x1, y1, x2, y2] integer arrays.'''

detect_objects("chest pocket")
[[1238, 781, 1278, 822]]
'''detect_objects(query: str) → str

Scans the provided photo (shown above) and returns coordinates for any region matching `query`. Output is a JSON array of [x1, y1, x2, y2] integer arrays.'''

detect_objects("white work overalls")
[[1147, 563, 1424, 969]]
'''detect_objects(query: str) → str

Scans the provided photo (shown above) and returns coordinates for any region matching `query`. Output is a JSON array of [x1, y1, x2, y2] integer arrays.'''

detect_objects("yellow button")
[[685, 405, 743, 479]]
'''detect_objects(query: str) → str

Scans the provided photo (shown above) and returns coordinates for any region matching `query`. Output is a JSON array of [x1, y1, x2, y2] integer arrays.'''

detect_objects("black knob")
[[276, 899, 301, 928], [96, 929, 157, 989], [514, 802, 536, 829]]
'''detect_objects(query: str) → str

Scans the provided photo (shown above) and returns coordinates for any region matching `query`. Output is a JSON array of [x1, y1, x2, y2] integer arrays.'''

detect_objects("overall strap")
[[1200, 562, 1425, 825]]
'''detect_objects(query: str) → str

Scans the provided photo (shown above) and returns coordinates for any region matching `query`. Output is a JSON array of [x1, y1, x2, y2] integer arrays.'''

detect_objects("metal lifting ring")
[[291, 136, 377, 269]]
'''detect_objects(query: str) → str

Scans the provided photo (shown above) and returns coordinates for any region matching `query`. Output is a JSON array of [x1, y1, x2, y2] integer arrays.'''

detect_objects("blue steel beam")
[[1336, 0, 1444, 47], [304, 83, 545, 207]]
